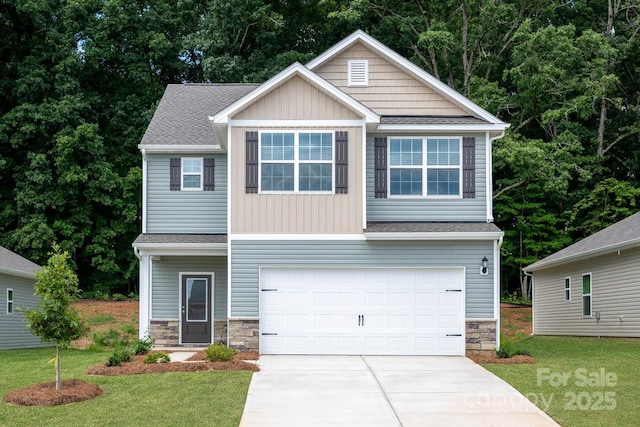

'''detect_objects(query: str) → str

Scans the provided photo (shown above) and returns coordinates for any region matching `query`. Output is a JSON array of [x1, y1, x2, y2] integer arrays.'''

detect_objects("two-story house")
[[133, 30, 508, 356]]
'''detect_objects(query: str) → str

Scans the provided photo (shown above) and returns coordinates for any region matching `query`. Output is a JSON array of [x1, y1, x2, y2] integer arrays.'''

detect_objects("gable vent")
[[348, 60, 368, 87]]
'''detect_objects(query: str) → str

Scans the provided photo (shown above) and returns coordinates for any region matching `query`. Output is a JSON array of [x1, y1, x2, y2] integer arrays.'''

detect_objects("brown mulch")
[[467, 353, 535, 364], [86, 350, 260, 376], [4, 379, 103, 407]]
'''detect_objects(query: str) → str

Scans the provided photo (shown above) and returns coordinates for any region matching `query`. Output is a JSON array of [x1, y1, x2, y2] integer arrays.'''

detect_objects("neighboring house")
[[525, 211, 640, 337], [133, 30, 508, 355], [0, 245, 44, 350]]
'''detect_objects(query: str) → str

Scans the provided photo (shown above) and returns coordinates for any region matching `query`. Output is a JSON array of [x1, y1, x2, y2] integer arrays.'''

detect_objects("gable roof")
[[0, 246, 40, 279], [139, 83, 258, 152], [525, 211, 640, 272], [307, 30, 508, 128], [211, 62, 380, 125]]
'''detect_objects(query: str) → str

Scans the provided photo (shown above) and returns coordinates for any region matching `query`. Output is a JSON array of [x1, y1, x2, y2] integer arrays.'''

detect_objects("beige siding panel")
[[231, 126, 363, 234], [314, 42, 469, 116], [533, 247, 640, 337], [235, 76, 361, 121]]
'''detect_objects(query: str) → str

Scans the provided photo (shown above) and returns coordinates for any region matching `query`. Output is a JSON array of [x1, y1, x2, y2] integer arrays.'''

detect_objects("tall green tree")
[[24, 245, 88, 391]]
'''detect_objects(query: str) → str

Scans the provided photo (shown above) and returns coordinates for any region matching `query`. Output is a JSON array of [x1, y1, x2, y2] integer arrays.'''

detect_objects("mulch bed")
[[4, 379, 103, 406], [85, 350, 260, 376], [4, 350, 259, 407], [467, 353, 535, 364]]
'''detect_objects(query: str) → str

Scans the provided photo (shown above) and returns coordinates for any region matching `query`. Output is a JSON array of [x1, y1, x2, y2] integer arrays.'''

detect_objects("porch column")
[[138, 254, 151, 339]]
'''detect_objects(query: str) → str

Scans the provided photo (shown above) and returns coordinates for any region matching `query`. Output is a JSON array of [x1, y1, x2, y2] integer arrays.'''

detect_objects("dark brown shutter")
[[374, 137, 387, 198], [170, 158, 181, 191], [462, 137, 475, 198], [246, 131, 259, 193], [335, 131, 348, 194], [203, 158, 215, 191]]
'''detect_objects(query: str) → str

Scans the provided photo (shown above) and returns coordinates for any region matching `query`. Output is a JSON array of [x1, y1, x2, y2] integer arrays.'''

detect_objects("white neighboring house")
[[525, 211, 640, 337], [0, 245, 45, 350]]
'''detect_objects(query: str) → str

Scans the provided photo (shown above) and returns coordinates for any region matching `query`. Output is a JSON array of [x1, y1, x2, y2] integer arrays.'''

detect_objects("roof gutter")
[[365, 231, 504, 241]]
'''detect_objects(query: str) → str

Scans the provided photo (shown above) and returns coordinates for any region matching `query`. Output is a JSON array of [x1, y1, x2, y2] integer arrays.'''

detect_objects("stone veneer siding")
[[465, 320, 497, 355], [228, 319, 259, 351], [149, 320, 227, 346]]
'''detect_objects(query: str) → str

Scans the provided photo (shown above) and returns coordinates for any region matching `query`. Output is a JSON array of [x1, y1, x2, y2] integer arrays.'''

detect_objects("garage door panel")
[[260, 268, 465, 355]]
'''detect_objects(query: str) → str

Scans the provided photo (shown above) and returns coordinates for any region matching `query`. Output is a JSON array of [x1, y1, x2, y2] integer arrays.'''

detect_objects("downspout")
[[523, 269, 534, 335], [486, 130, 505, 223], [495, 235, 503, 351]]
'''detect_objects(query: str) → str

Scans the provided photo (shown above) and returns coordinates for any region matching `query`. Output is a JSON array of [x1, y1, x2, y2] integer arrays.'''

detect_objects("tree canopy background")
[[1, 0, 638, 296]]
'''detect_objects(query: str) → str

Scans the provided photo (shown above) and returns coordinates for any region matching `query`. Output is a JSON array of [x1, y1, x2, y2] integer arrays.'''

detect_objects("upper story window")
[[182, 158, 203, 190], [260, 132, 333, 193], [169, 157, 214, 191], [564, 277, 571, 302], [6, 289, 13, 314], [348, 60, 368, 87], [389, 137, 461, 197]]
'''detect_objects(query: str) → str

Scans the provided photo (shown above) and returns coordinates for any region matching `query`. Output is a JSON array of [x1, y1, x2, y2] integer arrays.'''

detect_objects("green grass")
[[86, 313, 116, 326], [0, 348, 253, 426], [484, 336, 640, 427]]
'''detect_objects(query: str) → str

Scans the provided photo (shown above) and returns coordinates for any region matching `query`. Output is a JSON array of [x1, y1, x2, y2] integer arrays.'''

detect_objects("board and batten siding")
[[314, 42, 469, 116], [0, 273, 45, 350], [146, 154, 227, 234], [230, 126, 363, 234], [234, 75, 361, 121], [366, 134, 487, 222], [533, 247, 640, 337], [151, 256, 227, 320], [230, 240, 494, 319]]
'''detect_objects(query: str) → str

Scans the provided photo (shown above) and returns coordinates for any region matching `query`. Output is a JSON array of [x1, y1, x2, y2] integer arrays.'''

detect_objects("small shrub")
[[128, 292, 139, 301], [205, 342, 236, 362], [112, 293, 127, 301], [144, 352, 170, 364], [130, 336, 153, 355], [496, 337, 531, 358], [106, 348, 133, 367]]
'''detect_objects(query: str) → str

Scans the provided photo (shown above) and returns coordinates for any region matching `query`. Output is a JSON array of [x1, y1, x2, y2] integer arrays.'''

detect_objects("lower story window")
[[7, 289, 13, 314], [582, 274, 591, 316]]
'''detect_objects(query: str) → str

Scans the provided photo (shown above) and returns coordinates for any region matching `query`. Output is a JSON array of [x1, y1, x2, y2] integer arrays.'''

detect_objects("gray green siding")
[[366, 134, 487, 222], [533, 247, 640, 337], [0, 273, 45, 350], [151, 256, 227, 320], [146, 154, 227, 234], [230, 240, 495, 318]]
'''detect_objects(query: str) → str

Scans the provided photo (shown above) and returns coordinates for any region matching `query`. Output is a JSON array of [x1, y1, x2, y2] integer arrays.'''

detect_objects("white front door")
[[259, 267, 465, 355]]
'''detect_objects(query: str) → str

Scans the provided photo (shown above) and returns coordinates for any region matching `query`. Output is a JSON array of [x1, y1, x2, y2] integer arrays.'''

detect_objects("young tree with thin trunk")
[[24, 245, 87, 391]]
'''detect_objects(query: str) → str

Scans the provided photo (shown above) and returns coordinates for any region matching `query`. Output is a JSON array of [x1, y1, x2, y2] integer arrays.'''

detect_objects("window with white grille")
[[348, 60, 368, 87]]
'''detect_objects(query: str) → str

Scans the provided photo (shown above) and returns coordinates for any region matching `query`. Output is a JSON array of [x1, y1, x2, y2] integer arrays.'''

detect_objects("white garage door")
[[259, 267, 465, 355]]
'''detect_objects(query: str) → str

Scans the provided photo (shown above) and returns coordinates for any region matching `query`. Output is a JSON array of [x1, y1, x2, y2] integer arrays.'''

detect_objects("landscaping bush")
[[205, 342, 236, 362], [130, 336, 153, 355], [106, 348, 133, 367], [496, 337, 531, 358], [144, 352, 171, 364]]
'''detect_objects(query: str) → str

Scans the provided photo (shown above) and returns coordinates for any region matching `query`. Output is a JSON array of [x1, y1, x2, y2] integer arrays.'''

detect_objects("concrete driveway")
[[240, 355, 559, 427]]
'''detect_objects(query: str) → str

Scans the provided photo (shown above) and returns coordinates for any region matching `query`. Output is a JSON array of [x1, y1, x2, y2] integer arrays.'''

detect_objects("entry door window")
[[186, 278, 208, 322]]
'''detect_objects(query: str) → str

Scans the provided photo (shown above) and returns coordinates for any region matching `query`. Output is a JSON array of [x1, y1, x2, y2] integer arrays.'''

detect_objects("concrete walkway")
[[240, 355, 559, 427]]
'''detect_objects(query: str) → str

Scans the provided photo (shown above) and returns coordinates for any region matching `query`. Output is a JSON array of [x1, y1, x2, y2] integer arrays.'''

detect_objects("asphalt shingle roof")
[[0, 246, 40, 276], [133, 234, 227, 245], [379, 116, 488, 125], [526, 211, 640, 271], [366, 222, 502, 233], [140, 84, 259, 146]]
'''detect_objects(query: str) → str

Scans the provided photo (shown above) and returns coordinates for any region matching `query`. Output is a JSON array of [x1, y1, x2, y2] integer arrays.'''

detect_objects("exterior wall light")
[[480, 256, 489, 275]]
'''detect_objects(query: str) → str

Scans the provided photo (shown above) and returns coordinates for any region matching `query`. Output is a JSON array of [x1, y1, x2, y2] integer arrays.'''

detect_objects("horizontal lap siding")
[[146, 154, 227, 234], [366, 134, 487, 221], [0, 274, 45, 350], [230, 240, 494, 319], [151, 256, 227, 320], [533, 248, 640, 337], [314, 42, 468, 116]]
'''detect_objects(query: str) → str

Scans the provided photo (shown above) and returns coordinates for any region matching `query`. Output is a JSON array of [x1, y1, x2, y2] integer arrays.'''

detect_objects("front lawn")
[[484, 336, 639, 427], [0, 348, 253, 426]]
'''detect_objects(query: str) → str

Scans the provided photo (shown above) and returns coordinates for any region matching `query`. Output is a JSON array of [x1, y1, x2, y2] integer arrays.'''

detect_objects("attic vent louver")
[[348, 60, 368, 87]]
